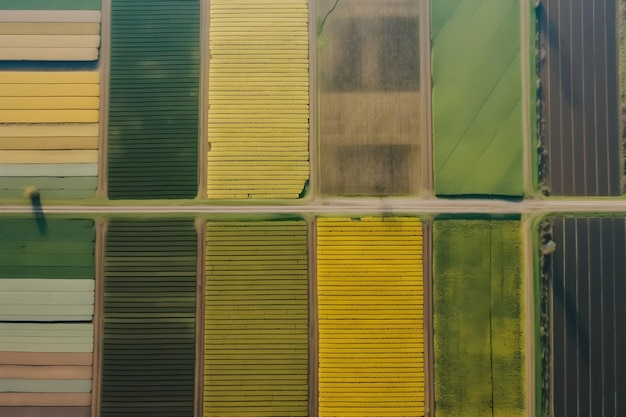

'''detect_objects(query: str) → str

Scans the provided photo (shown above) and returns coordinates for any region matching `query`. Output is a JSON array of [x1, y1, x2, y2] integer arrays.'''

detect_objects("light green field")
[[433, 219, 525, 417], [432, 0, 524, 196]]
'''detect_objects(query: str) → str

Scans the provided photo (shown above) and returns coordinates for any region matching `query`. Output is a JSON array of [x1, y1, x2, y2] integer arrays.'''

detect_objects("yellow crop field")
[[207, 0, 309, 199], [316, 217, 424, 417]]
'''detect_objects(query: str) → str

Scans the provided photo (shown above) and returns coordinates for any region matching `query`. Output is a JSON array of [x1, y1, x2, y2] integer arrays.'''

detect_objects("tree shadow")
[[30, 193, 48, 235], [536, 2, 573, 105]]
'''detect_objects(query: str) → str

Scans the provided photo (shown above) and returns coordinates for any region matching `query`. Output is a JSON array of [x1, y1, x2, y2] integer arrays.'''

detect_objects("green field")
[[433, 219, 525, 417], [0, 218, 95, 279], [432, 0, 524, 196]]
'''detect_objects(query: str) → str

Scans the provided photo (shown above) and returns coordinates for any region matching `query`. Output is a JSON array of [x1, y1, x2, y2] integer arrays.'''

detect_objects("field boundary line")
[[521, 0, 534, 197], [523, 213, 538, 417], [421, 0, 434, 196]]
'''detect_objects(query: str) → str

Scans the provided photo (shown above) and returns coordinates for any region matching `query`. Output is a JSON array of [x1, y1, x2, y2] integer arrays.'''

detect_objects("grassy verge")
[[530, 2, 539, 193], [534, 215, 553, 417]]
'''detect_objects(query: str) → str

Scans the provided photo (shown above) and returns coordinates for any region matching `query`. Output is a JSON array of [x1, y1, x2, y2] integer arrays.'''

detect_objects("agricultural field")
[[316, 217, 424, 416], [317, 0, 423, 196], [204, 221, 309, 416], [208, 0, 309, 199], [536, 0, 621, 196], [432, 0, 523, 196], [107, 1, 199, 199], [433, 219, 525, 417], [539, 217, 626, 416], [0, 218, 96, 416], [0, 71, 100, 200], [101, 220, 197, 417]]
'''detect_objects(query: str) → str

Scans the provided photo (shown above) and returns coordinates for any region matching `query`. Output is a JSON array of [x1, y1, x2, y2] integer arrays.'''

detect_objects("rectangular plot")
[[547, 217, 626, 416], [0, 150, 98, 164], [0, 97, 99, 110], [432, 0, 523, 196], [0, 219, 95, 281], [316, 217, 424, 417], [0, 353, 92, 367], [0, 291, 93, 305], [538, 0, 621, 196], [108, 0, 199, 199], [0, 11, 101, 23], [0, 0, 101, 10], [0, 393, 90, 407], [0, 110, 99, 124], [0, 164, 97, 177], [0, 379, 91, 393], [0, 47, 99, 61], [433, 219, 524, 417], [204, 220, 308, 416], [101, 220, 197, 417], [0, 138, 98, 150], [0, 406, 90, 417], [0, 35, 100, 48], [207, 0, 309, 199], [0, 72, 99, 84], [0, 22, 100, 35], [0, 177, 97, 193], [0, 304, 94, 321], [318, 0, 421, 196]]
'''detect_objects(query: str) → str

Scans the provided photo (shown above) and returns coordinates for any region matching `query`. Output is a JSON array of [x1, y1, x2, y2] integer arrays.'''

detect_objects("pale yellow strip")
[[0, 124, 99, 137], [0, 35, 100, 48], [0, 97, 99, 110], [0, 11, 102, 24], [0, 72, 99, 84], [208, 154, 308, 160], [210, 10, 307, 15], [0, 392, 91, 406], [207, 177, 307, 184], [0, 23, 101, 35], [0, 150, 98, 163], [207, 162, 308, 169], [0, 110, 99, 123], [0, 352, 93, 366], [205, 192, 302, 199], [0, 48, 99, 61], [211, 0, 305, 4], [0, 137, 98, 150], [0, 84, 99, 97], [206, 173, 307, 181], [207, 0, 309, 200]]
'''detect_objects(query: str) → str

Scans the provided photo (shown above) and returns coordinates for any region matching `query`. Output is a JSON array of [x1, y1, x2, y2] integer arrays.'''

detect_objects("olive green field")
[[433, 219, 525, 417]]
